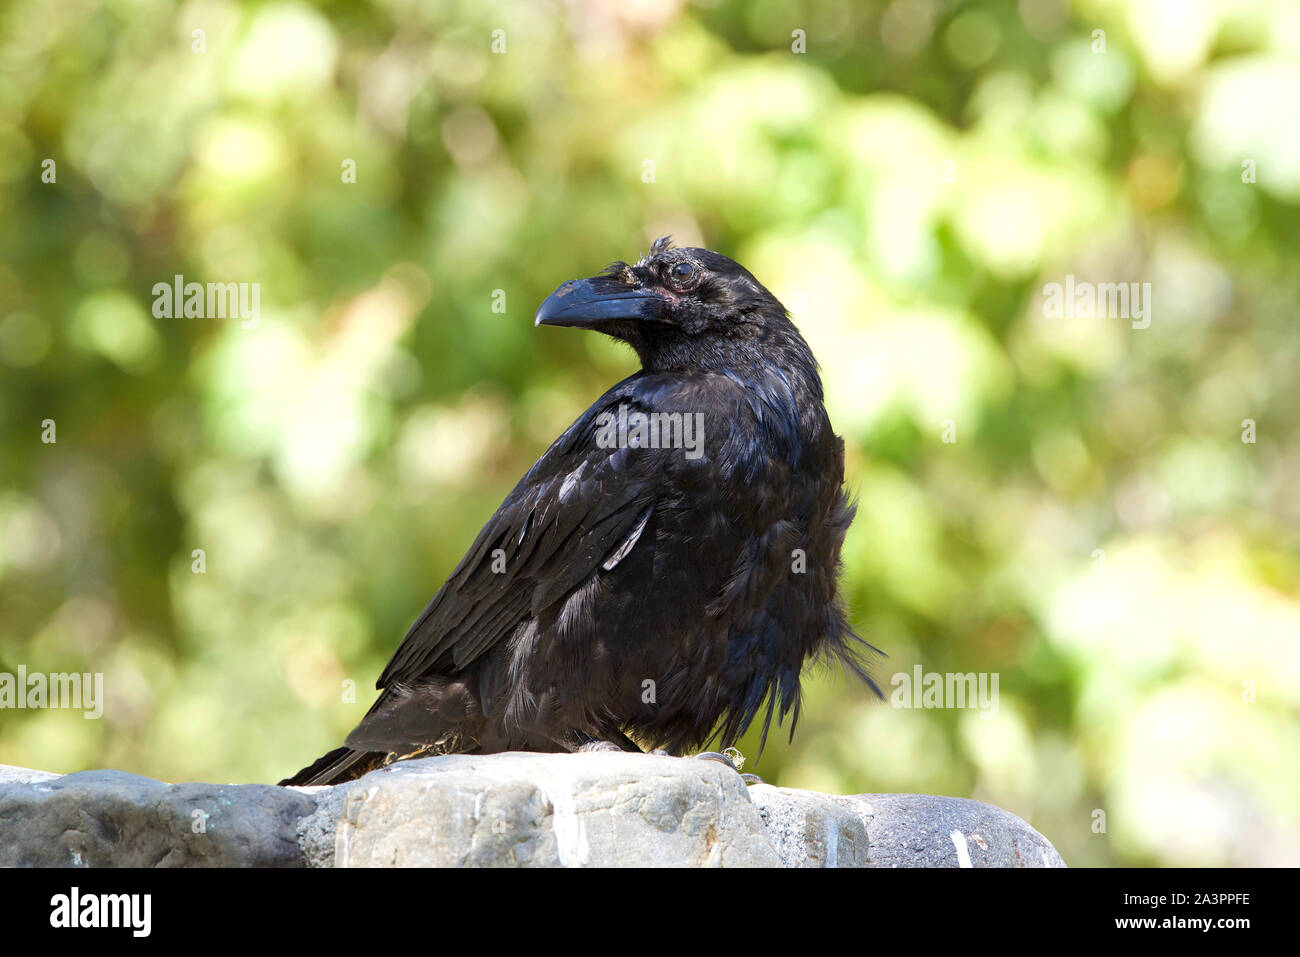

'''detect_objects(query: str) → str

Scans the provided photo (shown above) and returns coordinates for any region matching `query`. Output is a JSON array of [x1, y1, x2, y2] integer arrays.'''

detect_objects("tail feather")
[[279, 746, 386, 787]]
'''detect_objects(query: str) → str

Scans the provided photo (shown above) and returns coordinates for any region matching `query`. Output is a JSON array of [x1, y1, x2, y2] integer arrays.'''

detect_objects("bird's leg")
[[691, 747, 764, 785], [570, 729, 644, 754]]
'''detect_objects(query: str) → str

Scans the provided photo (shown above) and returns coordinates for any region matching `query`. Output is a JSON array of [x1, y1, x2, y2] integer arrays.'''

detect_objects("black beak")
[[534, 276, 667, 329]]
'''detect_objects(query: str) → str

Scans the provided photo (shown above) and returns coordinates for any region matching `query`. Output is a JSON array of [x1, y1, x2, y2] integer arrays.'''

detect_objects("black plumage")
[[282, 238, 880, 787]]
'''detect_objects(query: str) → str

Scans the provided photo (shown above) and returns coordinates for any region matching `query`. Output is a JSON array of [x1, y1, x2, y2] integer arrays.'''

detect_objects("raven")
[[282, 238, 879, 786]]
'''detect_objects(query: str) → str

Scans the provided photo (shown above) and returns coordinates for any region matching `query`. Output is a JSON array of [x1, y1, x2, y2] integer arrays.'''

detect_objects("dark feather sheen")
[[280, 240, 881, 787]]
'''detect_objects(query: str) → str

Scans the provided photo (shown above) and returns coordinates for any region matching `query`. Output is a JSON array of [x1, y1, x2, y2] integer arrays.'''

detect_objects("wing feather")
[[376, 378, 668, 689]]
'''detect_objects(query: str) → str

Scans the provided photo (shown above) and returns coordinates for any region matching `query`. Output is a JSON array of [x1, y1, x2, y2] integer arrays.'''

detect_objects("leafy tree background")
[[1, 0, 1297, 866]]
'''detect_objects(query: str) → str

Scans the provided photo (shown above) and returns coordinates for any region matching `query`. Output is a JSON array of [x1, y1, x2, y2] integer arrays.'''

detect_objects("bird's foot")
[[692, 747, 764, 785], [570, 729, 644, 754], [695, 746, 744, 769], [577, 740, 625, 753]]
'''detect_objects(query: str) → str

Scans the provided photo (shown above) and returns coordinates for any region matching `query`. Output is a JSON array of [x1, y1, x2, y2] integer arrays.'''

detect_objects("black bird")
[[282, 238, 879, 786]]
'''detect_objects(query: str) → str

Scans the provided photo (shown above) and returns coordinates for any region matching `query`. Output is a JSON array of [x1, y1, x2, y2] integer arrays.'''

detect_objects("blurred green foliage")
[[1, 0, 1298, 866]]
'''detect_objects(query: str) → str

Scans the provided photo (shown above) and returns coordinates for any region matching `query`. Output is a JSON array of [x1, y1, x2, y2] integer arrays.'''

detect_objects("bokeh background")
[[2, 0, 1298, 867]]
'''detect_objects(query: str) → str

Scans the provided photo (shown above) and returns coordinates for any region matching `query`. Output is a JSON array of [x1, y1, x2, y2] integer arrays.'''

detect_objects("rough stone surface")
[[855, 792, 1066, 868], [749, 784, 872, 867], [327, 752, 781, 867], [0, 759, 1066, 867], [0, 764, 58, 785], [0, 766, 315, 867], [293, 777, 364, 869]]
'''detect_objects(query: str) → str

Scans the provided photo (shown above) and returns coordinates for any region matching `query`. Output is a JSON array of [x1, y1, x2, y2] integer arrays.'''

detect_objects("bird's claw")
[[693, 750, 737, 768], [692, 748, 762, 784], [576, 740, 625, 753]]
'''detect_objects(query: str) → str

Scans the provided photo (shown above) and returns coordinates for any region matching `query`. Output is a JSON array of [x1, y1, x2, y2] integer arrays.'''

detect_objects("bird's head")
[[534, 237, 805, 374]]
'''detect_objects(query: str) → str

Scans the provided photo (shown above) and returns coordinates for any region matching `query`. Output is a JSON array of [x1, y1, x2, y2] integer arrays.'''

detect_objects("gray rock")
[[0, 758, 1065, 867], [748, 784, 872, 867], [0, 763, 58, 785], [291, 778, 364, 869], [853, 793, 1065, 867], [0, 769, 316, 867], [331, 752, 781, 867]]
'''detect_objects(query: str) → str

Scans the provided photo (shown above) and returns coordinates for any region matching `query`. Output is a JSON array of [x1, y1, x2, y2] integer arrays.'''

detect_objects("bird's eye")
[[669, 261, 695, 285]]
